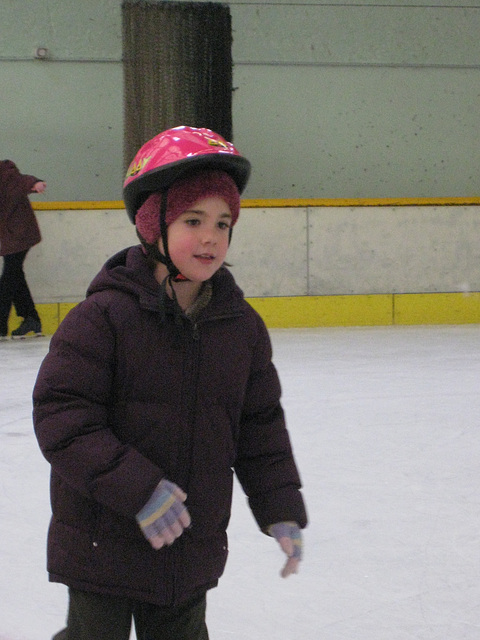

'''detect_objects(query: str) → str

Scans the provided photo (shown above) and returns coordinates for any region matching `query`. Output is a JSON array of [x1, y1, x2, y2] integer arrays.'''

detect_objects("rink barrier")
[[7, 291, 479, 336], [11, 197, 480, 335]]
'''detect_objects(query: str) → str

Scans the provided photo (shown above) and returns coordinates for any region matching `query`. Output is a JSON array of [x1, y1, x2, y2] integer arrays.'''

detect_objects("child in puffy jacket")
[[33, 126, 307, 640]]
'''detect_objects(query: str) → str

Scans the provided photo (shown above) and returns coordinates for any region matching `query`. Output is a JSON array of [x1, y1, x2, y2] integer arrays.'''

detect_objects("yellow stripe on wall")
[[394, 292, 480, 325], [15, 292, 479, 337], [247, 293, 480, 327], [246, 295, 393, 327], [32, 197, 480, 210]]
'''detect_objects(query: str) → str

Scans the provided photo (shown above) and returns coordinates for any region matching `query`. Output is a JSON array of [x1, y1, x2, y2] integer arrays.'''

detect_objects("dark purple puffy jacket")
[[33, 245, 307, 607]]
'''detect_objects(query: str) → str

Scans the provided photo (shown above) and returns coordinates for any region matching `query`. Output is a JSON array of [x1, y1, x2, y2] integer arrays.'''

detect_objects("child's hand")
[[268, 521, 303, 578], [136, 478, 191, 549]]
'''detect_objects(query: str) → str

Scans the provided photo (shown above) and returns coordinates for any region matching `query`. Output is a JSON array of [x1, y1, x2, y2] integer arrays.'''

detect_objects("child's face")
[[160, 196, 233, 282]]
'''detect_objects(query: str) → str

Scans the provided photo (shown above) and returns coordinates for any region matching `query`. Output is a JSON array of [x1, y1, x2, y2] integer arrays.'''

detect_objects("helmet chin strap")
[[158, 189, 189, 282], [149, 245, 188, 282], [154, 193, 186, 325]]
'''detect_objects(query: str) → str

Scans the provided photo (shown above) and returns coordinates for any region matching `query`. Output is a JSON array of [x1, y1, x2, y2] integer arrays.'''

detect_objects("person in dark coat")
[[0, 159, 45, 339], [33, 126, 307, 640]]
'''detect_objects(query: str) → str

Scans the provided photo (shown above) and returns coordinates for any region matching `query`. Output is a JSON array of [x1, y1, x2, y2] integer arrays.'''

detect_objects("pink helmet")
[[123, 126, 251, 223]]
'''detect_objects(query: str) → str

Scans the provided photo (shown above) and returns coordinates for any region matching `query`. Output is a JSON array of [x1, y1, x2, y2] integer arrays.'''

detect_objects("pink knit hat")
[[136, 169, 241, 245]]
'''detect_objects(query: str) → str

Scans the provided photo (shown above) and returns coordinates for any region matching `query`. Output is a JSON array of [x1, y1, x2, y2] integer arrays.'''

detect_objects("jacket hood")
[[87, 245, 160, 311]]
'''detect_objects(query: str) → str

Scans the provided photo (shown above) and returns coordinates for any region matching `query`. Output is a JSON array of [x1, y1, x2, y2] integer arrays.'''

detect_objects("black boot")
[[11, 316, 42, 338]]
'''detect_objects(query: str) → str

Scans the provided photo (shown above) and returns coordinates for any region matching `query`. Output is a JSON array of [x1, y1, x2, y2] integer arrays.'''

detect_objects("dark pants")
[[53, 588, 209, 640], [0, 250, 40, 334]]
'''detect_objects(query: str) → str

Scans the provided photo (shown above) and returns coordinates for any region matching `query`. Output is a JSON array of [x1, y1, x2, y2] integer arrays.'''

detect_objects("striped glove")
[[268, 521, 303, 578], [136, 479, 191, 550]]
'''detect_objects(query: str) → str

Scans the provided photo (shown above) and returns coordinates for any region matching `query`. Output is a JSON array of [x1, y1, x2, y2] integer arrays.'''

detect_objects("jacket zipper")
[[171, 310, 243, 604], [169, 319, 201, 606]]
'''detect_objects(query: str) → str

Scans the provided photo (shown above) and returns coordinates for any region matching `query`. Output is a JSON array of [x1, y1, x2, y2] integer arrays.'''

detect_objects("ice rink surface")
[[1, 324, 479, 639]]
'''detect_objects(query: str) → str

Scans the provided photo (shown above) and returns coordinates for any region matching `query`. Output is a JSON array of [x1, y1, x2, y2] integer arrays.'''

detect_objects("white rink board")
[[16, 204, 480, 303]]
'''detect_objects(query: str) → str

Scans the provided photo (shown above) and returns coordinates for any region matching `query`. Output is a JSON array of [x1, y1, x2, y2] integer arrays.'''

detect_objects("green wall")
[[1, 0, 479, 201]]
